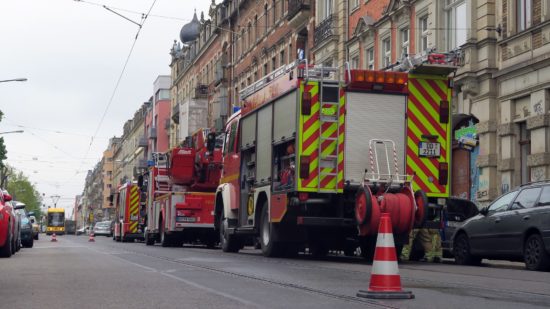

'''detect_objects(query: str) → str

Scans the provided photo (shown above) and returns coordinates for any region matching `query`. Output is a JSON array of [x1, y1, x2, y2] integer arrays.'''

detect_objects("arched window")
[[248, 22, 253, 46], [264, 4, 268, 34]]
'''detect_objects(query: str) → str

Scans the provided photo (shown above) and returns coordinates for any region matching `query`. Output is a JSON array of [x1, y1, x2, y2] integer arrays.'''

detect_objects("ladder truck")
[[215, 57, 456, 258], [142, 129, 223, 247]]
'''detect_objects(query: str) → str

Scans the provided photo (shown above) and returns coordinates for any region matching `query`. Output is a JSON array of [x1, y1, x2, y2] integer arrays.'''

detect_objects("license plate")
[[177, 217, 196, 223], [419, 142, 441, 157]]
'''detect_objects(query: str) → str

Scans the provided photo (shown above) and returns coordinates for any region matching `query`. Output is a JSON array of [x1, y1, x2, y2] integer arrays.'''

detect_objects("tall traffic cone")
[[50, 233, 57, 242], [357, 213, 414, 299], [88, 232, 95, 242]]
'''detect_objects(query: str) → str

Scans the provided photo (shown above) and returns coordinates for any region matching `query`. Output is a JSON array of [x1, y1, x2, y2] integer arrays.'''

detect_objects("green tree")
[[6, 169, 43, 218], [0, 110, 8, 187]]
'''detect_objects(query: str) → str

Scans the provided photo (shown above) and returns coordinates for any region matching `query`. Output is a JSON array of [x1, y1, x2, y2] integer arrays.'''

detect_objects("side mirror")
[[479, 206, 489, 216], [207, 132, 216, 153], [3, 193, 12, 202], [14, 203, 25, 210]]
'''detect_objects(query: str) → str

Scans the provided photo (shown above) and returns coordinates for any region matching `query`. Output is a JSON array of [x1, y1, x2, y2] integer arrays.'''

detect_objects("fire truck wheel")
[[414, 190, 428, 228], [160, 222, 172, 247], [359, 237, 376, 262], [355, 186, 372, 225], [145, 232, 155, 246], [259, 204, 283, 257], [219, 211, 240, 253]]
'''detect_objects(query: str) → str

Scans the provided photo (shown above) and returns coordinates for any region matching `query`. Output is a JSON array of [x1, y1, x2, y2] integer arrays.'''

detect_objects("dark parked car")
[[442, 197, 479, 258], [452, 182, 550, 271], [17, 209, 34, 248]]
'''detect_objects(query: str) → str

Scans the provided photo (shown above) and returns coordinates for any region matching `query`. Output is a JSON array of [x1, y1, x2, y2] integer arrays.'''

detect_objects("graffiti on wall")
[[470, 146, 480, 202], [477, 178, 489, 199]]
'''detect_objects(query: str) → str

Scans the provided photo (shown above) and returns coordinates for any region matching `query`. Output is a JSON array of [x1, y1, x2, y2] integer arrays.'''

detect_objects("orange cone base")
[[357, 289, 414, 299]]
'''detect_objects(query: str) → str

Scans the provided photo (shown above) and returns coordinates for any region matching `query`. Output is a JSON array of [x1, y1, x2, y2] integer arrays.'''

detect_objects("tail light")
[[440, 100, 449, 123], [298, 192, 309, 202], [300, 155, 311, 179], [301, 91, 312, 115], [366, 71, 375, 82], [439, 162, 448, 185]]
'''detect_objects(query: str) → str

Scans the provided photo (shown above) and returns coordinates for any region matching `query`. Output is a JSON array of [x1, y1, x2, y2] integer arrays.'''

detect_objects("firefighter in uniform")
[[401, 210, 442, 263]]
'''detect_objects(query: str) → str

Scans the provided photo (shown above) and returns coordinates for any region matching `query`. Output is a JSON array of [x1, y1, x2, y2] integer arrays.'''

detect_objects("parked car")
[[442, 197, 479, 258], [452, 181, 550, 271], [10, 201, 23, 253], [28, 212, 40, 240], [76, 226, 90, 236], [17, 209, 34, 248], [93, 221, 112, 237], [0, 190, 24, 257]]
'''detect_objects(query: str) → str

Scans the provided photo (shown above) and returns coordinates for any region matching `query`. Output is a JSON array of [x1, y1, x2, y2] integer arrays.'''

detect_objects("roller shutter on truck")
[[344, 92, 407, 185]]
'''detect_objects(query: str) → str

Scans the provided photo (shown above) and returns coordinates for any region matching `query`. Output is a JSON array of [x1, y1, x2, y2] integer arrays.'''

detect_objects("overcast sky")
[[0, 0, 212, 216]]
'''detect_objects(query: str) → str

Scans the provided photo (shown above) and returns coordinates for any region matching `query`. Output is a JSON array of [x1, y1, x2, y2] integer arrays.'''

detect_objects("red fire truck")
[[215, 58, 456, 257], [113, 182, 143, 242], [143, 129, 223, 247]]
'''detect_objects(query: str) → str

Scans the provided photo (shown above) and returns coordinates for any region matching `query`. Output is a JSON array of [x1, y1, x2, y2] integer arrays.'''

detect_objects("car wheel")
[[453, 233, 481, 266], [0, 223, 13, 258], [524, 234, 550, 271]]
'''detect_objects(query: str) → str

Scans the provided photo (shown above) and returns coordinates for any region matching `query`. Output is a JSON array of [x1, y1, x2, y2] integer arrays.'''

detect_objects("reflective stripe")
[[407, 75, 451, 197]]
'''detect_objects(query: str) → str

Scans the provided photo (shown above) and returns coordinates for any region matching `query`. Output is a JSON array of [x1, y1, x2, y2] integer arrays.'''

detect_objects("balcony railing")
[[172, 104, 179, 124], [314, 15, 334, 46], [287, 0, 311, 21], [193, 84, 208, 99], [138, 136, 148, 148]]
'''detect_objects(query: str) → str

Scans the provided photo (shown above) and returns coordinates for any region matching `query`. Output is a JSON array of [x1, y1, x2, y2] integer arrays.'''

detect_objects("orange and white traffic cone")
[[88, 232, 95, 242], [357, 212, 414, 299], [50, 233, 57, 242]]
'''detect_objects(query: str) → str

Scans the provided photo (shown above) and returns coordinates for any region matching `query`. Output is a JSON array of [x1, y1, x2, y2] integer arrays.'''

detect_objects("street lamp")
[[0, 130, 24, 135], [0, 78, 27, 83]]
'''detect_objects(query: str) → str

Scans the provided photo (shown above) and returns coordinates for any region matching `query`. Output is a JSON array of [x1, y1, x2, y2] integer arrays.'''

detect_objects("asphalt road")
[[1, 235, 550, 309]]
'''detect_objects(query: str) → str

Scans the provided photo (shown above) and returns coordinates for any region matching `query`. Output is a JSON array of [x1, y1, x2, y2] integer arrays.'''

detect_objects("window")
[[488, 190, 518, 213], [446, 0, 467, 50], [280, 50, 285, 66], [273, 0, 276, 23], [255, 15, 259, 41], [353, 0, 360, 9], [400, 28, 409, 57], [382, 37, 391, 68], [517, 0, 533, 31], [272, 57, 277, 71], [519, 121, 530, 184], [537, 186, 550, 207], [264, 4, 268, 34], [419, 15, 429, 52], [351, 55, 359, 69], [324, 0, 333, 19], [264, 63, 268, 76], [224, 121, 238, 155], [248, 23, 252, 47], [366, 47, 374, 69], [511, 187, 541, 209]]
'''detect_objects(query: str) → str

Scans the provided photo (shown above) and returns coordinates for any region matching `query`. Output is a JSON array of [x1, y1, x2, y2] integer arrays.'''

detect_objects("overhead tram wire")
[[74, 0, 157, 177]]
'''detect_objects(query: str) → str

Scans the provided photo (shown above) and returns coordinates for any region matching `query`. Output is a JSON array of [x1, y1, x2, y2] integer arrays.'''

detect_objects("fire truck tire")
[[259, 205, 283, 257], [160, 222, 172, 247], [355, 186, 372, 225], [359, 237, 376, 262], [414, 190, 428, 228], [145, 232, 155, 246], [219, 211, 240, 253]]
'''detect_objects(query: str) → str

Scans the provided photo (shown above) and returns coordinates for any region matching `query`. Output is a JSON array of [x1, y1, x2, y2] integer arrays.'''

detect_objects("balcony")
[[287, 0, 311, 28], [314, 15, 335, 47], [149, 127, 157, 139], [172, 104, 180, 124], [193, 84, 208, 99], [137, 136, 148, 148]]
